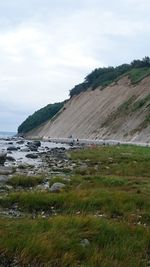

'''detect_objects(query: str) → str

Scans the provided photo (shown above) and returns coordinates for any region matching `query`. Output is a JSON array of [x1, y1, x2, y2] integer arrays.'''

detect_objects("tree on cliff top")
[[69, 57, 150, 97], [18, 102, 64, 134]]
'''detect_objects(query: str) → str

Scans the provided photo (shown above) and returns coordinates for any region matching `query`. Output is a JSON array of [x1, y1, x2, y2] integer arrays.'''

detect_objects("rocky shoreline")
[[0, 137, 83, 219], [0, 138, 149, 267]]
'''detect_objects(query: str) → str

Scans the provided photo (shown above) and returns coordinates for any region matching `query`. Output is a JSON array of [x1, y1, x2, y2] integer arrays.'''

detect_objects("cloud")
[[0, 0, 150, 131]]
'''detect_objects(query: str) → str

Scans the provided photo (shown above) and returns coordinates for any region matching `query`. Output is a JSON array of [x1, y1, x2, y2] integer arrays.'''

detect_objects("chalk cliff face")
[[26, 76, 150, 142]]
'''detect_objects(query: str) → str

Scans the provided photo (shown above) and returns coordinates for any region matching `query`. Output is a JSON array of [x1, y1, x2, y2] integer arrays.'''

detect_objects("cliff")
[[25, 75, 150, 142]]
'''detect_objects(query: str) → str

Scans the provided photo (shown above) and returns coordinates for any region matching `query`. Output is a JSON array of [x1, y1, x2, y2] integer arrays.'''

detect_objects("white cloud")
[[0, 0, 150, 131]]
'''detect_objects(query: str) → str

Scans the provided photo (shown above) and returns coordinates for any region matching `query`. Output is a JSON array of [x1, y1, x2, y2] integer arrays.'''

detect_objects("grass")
[[49, 176, 70, 187], [0, 145, 150, 266], [100, 67, 150, 90], [7, 175, 45, 188], [0, 187, 149, 223], [128, 67, 150, 84], [101, 94, 150, 129], [0, 216, 149, 267], [131, 94, 150, 112], [70, 145, 150, 177]]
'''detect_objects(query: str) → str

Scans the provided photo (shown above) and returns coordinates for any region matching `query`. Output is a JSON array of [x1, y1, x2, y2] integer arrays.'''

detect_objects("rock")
[[26, 153, 38, 159], [6, 156, 16, 162], [27, 171, 35, 175], [7, 151, 12, 154], [8, 209, 22, 218], [20, 147, 30, 152], [50, 182, 65, 192], [30, 146, 38, 152], [0, 152, 7, 165], [0, 166, 16, 175], [36, 182, 49, 191], [33, 140, 41, 147], [16, 140, 24, 144], [80, 239, 90, 247], [7, 146, 18, 151], [0, 175, 9, 184], [5, 185, 14, 191], [43, 181, 49, 189], [27, 144, 38, 151]]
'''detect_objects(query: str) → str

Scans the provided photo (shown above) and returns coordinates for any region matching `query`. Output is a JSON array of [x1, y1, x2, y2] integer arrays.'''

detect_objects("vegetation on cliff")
[[70, 56, 150, 97], [18, 101, 64, 134]]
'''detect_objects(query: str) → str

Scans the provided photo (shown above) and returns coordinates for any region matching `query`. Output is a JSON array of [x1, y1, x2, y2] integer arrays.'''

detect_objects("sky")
[[0, 0, 150, 132]]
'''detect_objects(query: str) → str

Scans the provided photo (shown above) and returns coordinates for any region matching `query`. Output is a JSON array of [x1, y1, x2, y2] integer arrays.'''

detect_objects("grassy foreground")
[[0, 145, 150, 266]]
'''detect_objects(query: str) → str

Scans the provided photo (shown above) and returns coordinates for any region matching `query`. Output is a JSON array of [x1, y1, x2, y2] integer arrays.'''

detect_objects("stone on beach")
[[7, 146, 18, 151], [0, 152, 7, 165], [26, 153, 38, 159], [49, 182, 65, 192], [0, 166, 15, 175], [27, 143, 38, 151], [33, 140, 41, 147], [6, 156, 16, 162]]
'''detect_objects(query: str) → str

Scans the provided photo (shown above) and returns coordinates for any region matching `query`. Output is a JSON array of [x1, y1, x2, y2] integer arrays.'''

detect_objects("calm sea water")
[[0, 131, 16, 138], [0, 131, 70, 166]]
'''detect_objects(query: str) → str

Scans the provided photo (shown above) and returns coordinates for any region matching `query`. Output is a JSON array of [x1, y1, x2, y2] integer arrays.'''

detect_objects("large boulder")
[[0, 152, 7, 165]]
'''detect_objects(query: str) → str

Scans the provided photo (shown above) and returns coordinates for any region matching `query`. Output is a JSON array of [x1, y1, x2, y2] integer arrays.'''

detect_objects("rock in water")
[[0, 152, 7, 165], [7, 146, 18, 151], [20, 147, 30, 152], [6, 156, 16, 162], [16, 140, 24, 144], [33, 140, 41, 147], [26, 153, 38, 159], [27, 143, 38, 151]]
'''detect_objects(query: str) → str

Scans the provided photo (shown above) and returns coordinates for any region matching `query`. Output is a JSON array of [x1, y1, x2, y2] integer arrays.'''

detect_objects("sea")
[[0, 131, 16, 138], [0, 131, 70, 166]]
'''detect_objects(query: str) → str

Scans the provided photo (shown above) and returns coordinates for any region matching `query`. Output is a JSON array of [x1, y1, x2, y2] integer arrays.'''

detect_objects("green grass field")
[[0, 145, 150, 266]]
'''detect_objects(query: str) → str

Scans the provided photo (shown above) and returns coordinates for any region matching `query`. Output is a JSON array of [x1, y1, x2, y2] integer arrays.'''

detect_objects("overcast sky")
[[0, 0, 150, 131]]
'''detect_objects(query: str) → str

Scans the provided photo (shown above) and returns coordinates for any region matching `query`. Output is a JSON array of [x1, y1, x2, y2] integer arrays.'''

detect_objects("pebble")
[[80, 239, 90, 247]]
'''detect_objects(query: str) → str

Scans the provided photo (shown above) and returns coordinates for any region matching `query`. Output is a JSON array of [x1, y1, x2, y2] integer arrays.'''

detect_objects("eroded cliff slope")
[[26, 75, 150, 142]]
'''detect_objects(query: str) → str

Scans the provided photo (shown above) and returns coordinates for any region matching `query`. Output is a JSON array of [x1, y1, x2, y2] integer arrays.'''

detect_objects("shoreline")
[[42, 137, 150, 147], [2, 134, 150, 148]]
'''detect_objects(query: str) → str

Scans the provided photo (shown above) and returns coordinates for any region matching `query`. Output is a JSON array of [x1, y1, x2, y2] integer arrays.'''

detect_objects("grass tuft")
[[7, 175, 45, 188]]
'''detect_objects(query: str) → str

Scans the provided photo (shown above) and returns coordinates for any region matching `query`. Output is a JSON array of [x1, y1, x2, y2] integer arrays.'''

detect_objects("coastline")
[[36, 136, 150, 147]]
